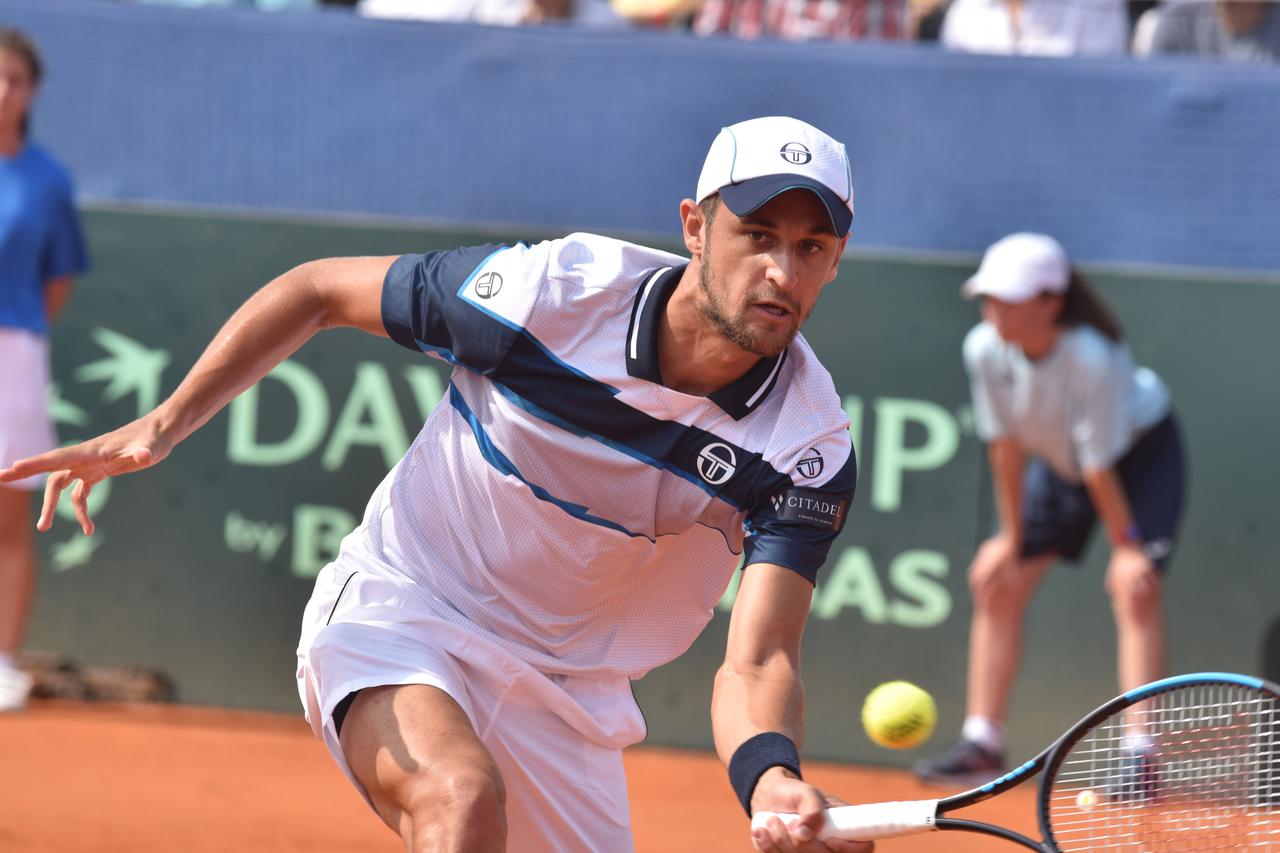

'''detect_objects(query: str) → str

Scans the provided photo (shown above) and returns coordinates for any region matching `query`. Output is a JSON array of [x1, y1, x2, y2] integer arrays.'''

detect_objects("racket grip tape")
[[750, 799, 941, 841]]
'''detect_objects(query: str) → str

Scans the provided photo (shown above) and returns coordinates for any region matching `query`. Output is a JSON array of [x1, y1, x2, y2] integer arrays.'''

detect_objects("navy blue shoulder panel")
[[381, 245, 513, 373], [741, 447, 858, 584]]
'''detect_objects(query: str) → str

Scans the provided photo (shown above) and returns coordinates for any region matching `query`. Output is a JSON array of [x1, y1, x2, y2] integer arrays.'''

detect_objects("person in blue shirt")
[[0, 28, 89, 712]]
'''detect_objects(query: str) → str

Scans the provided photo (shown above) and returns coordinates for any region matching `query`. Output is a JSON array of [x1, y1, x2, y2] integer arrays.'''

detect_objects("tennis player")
[[914, 233, 1186, 787], [2, 117, 869, 853]]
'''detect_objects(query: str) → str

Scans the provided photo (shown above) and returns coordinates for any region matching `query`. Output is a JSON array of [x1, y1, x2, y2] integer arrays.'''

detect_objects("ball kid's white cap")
[[696, 116, 854, 238], [962, 233, 1071, 303]]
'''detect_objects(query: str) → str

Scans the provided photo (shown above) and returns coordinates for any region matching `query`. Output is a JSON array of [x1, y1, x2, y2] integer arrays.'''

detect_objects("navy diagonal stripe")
[[495, 333, 791, 510], [449, 384, 643, 538]]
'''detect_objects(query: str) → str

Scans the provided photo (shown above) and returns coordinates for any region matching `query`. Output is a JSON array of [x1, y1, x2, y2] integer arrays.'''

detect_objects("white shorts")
[[0, 328, 56, 491], [296, 566, 648, 852]]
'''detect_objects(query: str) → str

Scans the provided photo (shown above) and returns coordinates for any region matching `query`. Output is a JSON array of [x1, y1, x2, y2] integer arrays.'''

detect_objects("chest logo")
[[697, 442, 737, 485], [475, 272, 503, 299], [796, 448, 824, 479]]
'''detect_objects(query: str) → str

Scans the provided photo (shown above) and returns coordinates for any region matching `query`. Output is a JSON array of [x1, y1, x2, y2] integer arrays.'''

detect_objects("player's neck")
[[658, 270, 761, 397]]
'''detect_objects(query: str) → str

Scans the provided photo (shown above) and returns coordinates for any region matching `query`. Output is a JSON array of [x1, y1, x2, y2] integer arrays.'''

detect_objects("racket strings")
[[1044, 683, 1280, 850]]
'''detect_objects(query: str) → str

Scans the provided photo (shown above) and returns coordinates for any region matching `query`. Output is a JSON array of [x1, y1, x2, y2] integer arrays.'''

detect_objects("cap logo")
[[779, 142, 812, 165], [475, 272, 503, 299]]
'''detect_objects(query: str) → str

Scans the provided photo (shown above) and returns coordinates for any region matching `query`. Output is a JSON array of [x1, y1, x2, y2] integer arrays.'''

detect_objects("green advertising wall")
[[31, 207, 1280, 767]]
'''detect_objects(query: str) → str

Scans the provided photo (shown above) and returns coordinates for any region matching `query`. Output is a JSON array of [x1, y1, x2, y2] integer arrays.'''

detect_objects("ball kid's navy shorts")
[[1019, 414, 1185, 571]]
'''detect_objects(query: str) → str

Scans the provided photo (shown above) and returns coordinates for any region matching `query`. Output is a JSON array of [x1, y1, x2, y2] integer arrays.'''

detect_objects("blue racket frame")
[[926, 672, 1278, 851]]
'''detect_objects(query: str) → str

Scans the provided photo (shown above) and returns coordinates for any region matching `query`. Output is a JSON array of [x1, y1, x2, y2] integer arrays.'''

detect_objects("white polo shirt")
[[964, 321, 1171, 483], [332, 233, 856, 679]]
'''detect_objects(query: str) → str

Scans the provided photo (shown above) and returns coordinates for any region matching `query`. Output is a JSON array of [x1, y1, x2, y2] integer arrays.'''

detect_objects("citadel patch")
[[765, 488, 848, 531]]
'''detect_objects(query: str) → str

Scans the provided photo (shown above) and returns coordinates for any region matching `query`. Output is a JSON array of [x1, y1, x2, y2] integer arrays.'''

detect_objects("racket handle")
[[751, 799, 940, 841]]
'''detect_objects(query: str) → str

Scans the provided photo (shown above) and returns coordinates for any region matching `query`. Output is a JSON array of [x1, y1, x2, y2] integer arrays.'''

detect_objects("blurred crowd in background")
[[106, 0, 1280, 63]]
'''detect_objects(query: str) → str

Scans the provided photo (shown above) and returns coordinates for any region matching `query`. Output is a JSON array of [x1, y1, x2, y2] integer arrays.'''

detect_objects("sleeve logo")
[[475, 271, 503, 299], [795, 448, 824, 479]]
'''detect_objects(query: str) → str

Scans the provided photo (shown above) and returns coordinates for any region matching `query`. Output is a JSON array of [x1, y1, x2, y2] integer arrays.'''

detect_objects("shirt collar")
[[624, 264, 788, 421]]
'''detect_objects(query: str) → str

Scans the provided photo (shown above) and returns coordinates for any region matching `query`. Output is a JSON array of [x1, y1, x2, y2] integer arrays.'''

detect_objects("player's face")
[[982, 294, 1062, 348], [0, 50, 35, 138], [697, 191, 847, 358]]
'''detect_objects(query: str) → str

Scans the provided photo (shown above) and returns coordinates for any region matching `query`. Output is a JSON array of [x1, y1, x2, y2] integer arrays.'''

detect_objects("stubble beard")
[[698, 259, 800, 359]]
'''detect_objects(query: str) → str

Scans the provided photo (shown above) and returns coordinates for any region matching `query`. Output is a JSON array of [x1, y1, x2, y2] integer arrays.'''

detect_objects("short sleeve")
[[1070, 340, 1131, 471], [40, 173, 89, 282], [741, 431, 857, 584], [381, 242, 545, 374], [963, 323, 1009, 442]]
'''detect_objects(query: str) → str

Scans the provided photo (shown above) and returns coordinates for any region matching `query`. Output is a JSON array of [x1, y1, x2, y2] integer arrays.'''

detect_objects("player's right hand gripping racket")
[[753, 672, 1280, 850]]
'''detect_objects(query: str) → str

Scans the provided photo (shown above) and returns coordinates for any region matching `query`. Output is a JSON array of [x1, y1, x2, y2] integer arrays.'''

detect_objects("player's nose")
[[765, 249, 801, 291]]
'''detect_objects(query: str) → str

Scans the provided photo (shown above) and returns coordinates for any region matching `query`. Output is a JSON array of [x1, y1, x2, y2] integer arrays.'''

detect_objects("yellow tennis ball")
[[861, 681, 937, 749], [1076, 789, 1097, 810]]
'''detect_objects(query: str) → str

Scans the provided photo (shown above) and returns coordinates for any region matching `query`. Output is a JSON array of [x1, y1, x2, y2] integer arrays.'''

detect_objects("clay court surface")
[[0, 702, 1034, 852]]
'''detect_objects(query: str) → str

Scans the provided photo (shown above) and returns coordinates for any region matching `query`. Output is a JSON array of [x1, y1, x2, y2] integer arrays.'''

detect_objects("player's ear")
[[823, 234, 850, 284], [680, 198, 707, 258]]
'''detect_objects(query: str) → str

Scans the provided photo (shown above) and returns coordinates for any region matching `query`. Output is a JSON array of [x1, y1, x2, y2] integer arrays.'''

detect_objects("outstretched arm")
[[713, 562, 871, 852], [0, 256, 396, 534]]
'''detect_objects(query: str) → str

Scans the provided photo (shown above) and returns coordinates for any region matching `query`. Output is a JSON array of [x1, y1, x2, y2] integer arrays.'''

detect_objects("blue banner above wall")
[[12, 0, 1280, 271]]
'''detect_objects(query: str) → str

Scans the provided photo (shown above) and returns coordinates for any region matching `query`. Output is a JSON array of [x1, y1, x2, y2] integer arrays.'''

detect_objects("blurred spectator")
[[357, 0, 595, 24], [1127, 0, 1160, 24], [1148, 0, 1280, 62], [1130, 1, 1167, 54], [691, 0, 912, 40], [912, 0, 950, 40], [131, 0, 320, 9], [609, 0, 701, 28], [0, 29, 89, 712], [132, 0, 621, 17], [941, 0, 1130, 56]]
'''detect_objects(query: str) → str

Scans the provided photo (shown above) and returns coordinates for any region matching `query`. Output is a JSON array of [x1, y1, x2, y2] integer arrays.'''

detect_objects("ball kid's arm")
[[987, 439, 1025, 547], [1080, 466, 1141, 551], [0, 256, 397, 534]]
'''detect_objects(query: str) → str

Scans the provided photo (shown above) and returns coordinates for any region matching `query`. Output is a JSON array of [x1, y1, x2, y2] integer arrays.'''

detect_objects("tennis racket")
[[753, 672, 1280, 850]]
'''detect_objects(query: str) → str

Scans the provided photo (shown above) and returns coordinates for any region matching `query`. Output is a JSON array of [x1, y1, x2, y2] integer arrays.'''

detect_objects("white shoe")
[[0, 667, 32, 711]]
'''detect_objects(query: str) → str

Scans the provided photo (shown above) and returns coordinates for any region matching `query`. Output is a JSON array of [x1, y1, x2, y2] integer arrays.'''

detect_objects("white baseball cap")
[[696, 116, 854, 237], [962, 233, 1071, 303]]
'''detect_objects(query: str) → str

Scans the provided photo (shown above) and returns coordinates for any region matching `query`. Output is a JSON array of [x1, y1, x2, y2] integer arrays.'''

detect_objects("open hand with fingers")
[[749, 770, 873, 853], [0, 414, 171, 536]]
